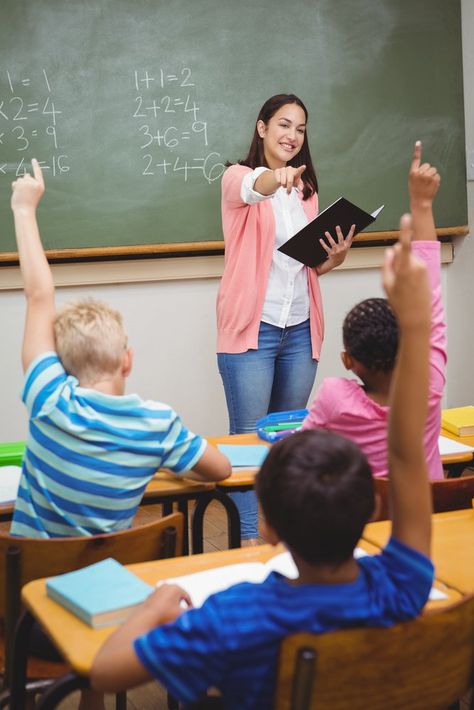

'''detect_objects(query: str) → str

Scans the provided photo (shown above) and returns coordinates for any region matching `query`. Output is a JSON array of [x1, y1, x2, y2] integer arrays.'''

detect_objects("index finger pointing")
[[31, 158, 44, 187], [410, 141, 422, 172]]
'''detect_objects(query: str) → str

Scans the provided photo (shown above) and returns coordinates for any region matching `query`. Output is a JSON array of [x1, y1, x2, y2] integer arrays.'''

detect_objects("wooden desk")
[[363, 508, 474, 594], [11, 540, 460, 710], [142, 474, 216, 554], [210, 430, 473, 486], [2, 429, 470, 519], [183, 434, 269, 552], [208, 433, 268, 489], [0, 437, 256, 545], [440, 428, 474, 477], [176, 430, 474, 553], [0, 471, 221, 553]]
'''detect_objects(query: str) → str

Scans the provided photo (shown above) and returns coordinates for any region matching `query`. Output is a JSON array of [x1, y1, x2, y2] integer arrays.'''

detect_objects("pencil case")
[[256, 409, 308, 442]]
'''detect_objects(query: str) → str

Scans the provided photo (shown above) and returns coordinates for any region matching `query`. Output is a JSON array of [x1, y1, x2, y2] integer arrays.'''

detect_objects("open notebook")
[[161, 550, 446, 608]]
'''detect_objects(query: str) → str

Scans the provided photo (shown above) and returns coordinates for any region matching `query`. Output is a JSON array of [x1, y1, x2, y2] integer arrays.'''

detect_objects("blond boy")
[[10, 160, 230, 538]]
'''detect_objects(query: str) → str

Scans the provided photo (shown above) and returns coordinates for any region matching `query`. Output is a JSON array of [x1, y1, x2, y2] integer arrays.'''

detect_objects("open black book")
[[278, 197, 384, 267]]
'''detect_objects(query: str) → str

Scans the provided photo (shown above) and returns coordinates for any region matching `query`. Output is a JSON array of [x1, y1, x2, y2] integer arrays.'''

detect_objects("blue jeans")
[[217, 319, 318, 539]]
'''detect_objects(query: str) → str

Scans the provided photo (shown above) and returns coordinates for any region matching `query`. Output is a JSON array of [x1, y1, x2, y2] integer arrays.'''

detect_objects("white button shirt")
[[241, 167, 310, 328]]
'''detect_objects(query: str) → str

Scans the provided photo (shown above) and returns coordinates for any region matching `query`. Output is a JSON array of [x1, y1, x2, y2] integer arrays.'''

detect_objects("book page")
[[438, 435, 474, 456], [263, 551, 298, 578], [163, 562, 269, 607], [0, 465, 21, 504], [164, 550, 366, 607], [163, 547, 446, 608]]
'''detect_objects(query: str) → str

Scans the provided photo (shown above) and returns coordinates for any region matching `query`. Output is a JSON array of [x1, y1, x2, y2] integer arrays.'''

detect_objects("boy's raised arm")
[[11, 159, 56, 372], [382, 214, 432, 556]]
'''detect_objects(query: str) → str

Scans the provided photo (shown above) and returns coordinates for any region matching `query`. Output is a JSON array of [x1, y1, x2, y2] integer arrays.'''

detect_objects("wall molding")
[[0, 243, 453, 291]]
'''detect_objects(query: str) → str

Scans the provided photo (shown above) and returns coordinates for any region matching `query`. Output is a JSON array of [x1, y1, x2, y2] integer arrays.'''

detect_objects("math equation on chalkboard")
[[0, 65, 226, 185], [131, 66, 225, 184], [0, 69, 70, 178]]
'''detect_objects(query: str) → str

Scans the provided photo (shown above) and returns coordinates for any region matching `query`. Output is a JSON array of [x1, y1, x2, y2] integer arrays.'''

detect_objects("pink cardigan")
[[216, 164, 324, 358], [302, 241, 446, 481]]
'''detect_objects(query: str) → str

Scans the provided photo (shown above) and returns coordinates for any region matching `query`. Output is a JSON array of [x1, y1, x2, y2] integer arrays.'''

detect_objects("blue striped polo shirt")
[[134, 538, 434, 709], [11, 352, 206, 538]]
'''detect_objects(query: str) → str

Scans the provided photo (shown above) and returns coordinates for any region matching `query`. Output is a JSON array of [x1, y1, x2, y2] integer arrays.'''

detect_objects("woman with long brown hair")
[[216, 94, 354, 543]]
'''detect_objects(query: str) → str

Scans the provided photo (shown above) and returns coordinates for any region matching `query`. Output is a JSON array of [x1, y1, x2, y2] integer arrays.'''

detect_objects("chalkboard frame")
[[0, 226, 468, 265]]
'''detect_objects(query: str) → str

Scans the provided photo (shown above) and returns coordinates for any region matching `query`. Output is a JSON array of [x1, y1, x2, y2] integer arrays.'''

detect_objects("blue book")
[[217, 444, 269, 467], [46, 558, 153, 628]]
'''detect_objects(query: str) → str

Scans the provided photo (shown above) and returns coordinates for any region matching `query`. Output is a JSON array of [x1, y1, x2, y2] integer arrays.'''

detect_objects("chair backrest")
[[373, 475, 474, 521], [275, 594, 474, 710], [0, 512, 183, 690], [0, 511, 183, 620]]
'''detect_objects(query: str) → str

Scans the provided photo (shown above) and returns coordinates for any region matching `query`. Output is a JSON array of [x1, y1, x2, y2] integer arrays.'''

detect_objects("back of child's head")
[[343, 297, 398, 372], [256, 430, 374, 565], [54, 298, 127, 384]]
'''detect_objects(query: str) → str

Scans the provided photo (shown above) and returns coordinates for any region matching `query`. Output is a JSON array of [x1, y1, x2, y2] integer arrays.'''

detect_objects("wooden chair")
[[0, 512, 183, 708], [275, 594, 474, 710], [373, 475, 474, 521]]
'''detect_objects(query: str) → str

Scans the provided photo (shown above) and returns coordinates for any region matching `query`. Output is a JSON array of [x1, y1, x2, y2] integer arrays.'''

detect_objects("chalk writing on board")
[[0, 69, 70, 177], [132, 66, 225, 184]]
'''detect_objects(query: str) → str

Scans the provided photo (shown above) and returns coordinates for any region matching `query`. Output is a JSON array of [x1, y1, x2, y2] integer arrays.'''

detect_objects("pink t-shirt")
[[302, 241, 446, 481]]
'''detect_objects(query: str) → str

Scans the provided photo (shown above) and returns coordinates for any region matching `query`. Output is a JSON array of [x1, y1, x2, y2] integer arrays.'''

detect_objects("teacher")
[[216, 94, 354, 543]]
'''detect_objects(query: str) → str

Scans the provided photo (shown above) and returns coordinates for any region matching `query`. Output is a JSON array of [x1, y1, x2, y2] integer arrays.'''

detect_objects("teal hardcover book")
[[46, 558, 153, 628], [217, 444, 269, 467]]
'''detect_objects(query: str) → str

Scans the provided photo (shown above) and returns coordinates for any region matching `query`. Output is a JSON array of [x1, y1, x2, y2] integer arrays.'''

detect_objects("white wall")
[[0, 256, 450, 442], [0, 0, 472, 442], [446, 0, 474, 404]]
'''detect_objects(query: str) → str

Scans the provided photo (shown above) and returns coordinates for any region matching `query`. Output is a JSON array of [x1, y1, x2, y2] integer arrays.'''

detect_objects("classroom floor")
[[13, 498, 473, 709]]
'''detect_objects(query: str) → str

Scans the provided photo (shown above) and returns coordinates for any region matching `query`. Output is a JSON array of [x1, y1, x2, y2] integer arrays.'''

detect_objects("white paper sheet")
[[0, 465, 21, 504], [438, 435, 474, 456]]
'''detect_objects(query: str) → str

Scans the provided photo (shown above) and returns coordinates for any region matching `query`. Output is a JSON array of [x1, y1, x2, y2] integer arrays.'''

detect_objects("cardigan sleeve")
[[221, 164, 253, 207]]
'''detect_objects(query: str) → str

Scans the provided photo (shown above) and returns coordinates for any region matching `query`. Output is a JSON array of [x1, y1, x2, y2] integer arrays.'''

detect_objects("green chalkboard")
[[0, 0, 467, 259]]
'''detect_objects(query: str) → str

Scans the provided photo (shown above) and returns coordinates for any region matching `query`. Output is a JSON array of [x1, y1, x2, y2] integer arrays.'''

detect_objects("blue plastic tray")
[[256, 409, 308, 442]]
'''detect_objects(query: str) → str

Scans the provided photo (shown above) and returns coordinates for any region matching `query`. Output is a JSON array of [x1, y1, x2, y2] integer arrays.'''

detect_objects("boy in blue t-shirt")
[[10, 160, 231, 539], [91, 157, 437, 709]]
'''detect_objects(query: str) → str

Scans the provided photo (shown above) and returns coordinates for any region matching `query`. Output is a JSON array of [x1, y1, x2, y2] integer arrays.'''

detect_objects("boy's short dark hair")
[[343, 298, 398, 372], [256, 430, 374, 565]]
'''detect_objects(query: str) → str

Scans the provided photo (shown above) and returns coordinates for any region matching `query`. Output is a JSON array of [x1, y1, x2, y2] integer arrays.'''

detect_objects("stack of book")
[[441, 406, 474, 437], [46, 558, 153, 628]]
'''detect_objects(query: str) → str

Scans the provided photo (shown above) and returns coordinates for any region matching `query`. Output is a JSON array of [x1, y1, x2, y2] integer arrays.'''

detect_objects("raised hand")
[[273, 164, 306, 194], [11, 158, 45, 212], [408, 141, 440, 206], [382, 213, 430, 331]]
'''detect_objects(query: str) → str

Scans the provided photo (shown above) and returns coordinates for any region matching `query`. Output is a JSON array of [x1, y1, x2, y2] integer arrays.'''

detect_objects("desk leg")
[[191, 492, 214, 554], [177, 499, 190, 555], [162, 501, 173, 516], [191, 491, 241, 554], [214, 490, 241, 550], [8, 610, 35, 710]]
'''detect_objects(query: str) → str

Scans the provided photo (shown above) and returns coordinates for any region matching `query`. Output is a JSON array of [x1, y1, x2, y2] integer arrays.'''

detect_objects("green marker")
[[263, 423, 302, 432]]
